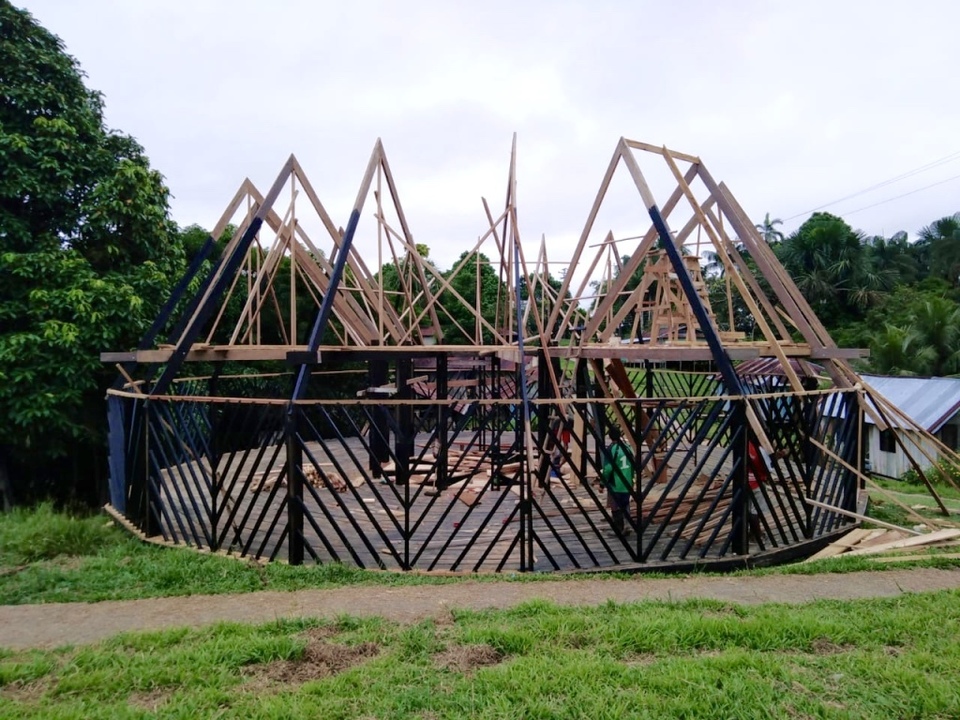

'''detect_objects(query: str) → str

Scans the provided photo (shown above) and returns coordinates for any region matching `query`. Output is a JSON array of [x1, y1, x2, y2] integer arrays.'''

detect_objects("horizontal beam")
[[103, 341, 865, 365], [810, 347, 870, 359], [551, 346, 762, 362], [623, 139, 700, 164], [102, 344, 537, 364]]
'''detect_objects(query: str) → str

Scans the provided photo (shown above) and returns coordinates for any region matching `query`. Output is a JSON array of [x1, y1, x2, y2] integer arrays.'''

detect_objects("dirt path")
[[1, 568, 958, 650]]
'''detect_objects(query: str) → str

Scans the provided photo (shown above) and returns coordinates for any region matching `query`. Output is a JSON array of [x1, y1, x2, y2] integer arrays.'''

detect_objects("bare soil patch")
[[0, 678, 50, 703], [126, 687, 174, 712], [242, 637, 380, 687], [435, 643, 503, 674]]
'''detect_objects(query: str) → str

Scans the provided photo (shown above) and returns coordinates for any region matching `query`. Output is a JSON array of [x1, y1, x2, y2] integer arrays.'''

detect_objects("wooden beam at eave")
[[623, 139, 700, 164], [549, 345, 763, 362]]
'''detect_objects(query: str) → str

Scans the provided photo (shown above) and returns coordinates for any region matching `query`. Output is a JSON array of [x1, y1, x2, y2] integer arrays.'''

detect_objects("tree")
[[918, 213, 960, 287], [0, 4, 184, 505], [437, 252, 506, 344], [776, 212, 892, 327], [863, 282, 960, 376], [862, 231, 918, 286], [911, 298, 960, 375], [755, 212, 784, 245], [869, 324, 934, 376]]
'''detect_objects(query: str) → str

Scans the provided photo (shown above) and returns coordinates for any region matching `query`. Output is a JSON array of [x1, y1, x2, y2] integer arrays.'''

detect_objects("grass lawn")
[[2, 504, 959, 607], [870, 475, 960, 506], [2, 591, 960, 718]]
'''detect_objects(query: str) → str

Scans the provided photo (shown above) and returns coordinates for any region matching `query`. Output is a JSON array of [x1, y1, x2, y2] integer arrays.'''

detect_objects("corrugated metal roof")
[[860, 375, 960, 432]]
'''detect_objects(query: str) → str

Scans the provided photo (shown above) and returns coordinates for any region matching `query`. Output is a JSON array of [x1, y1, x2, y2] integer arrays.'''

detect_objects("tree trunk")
[[0, 447, 13, 511]]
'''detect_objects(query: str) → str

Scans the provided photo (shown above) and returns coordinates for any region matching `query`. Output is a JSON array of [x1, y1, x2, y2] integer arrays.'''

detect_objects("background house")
[[860, 375, 960, 478]]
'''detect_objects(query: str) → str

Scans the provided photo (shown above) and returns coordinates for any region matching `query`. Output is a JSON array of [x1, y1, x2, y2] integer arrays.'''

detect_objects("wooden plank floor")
[[149, 432, 847, 572]]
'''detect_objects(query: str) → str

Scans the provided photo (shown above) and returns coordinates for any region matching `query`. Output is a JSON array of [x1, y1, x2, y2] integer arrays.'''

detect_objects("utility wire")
[[783, 149, 960, 221], [841, 171, 960, 217]]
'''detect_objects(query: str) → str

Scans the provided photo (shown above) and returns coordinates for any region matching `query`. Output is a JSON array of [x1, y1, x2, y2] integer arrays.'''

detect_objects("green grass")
[[2, 592, 960, 718], [2, 505, 958, 607], [871, 475, 960, 504]]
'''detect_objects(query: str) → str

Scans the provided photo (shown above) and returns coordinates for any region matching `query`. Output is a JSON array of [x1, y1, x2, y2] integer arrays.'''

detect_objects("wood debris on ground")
[[257, 466, 349, 493], [804, 527, 960, 563]]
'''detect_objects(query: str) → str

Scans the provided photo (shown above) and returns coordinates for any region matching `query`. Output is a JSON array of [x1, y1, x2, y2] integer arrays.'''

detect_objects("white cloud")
[[16, 0, 960, 263]]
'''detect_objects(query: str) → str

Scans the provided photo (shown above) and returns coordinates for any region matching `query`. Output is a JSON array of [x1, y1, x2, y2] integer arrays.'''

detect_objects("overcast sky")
[[17, 0, 960, 273]]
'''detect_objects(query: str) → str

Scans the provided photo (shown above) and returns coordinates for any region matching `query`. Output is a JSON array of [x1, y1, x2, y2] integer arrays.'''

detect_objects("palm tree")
[[755, 213, 784, 245], [778, 212, 892, 319], [913, 298, 960, 375], [863, 232, 918, 285], [869, 324, 935, 375], [918, 213, 960, 286]]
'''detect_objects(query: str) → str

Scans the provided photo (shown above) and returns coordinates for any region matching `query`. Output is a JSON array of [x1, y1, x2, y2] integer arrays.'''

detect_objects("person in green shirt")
[[602, 427, 635, 538]]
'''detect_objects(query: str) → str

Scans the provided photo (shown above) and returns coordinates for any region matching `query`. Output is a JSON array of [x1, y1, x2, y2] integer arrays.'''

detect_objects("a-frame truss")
[[102, 137, 957, 568]]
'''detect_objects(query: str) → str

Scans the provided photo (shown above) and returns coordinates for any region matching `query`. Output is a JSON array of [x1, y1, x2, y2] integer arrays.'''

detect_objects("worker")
[[602, 426, 635, 538], [746, 438, 787, 543]]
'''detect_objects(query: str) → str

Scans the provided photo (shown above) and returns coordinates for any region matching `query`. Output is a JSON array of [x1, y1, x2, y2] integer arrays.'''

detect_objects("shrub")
[[0, 503, 117, 564], [899, 459, 960, 487]]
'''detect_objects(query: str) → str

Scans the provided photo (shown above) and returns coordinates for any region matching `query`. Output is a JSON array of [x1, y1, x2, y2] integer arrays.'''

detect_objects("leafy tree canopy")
[[0, 3, 184, 502]]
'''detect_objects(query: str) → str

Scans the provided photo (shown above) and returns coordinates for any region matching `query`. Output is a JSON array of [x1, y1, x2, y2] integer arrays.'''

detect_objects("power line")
[[783, 149, 960, 221], [841, 171, 960, 217]]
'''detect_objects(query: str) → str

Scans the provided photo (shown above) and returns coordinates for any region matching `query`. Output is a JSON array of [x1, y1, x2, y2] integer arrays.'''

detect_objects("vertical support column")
[[537, 349, 550, 488], [731, 400, 749, 556], [436, 353, 448, 488], [131, 400, 153, 537], [207, 372, 220, 552], [840, 393, 860, 513], [209, 405, 219, 552], [396, 358, 413, 570], [802, 391, 817, 538], [286, 403, 304, 566], [396, 358, 414, 486], [575, 359, 590, 479], [367, 358, 390, 479], [491, 355, 501, 460]]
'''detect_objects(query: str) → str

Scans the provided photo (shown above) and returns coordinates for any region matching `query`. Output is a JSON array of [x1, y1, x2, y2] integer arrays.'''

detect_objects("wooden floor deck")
[[150, 431, 835, 573]]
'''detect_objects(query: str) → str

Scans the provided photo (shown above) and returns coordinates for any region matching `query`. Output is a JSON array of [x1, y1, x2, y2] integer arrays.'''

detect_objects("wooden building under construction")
[[102, 137, 956, 573]]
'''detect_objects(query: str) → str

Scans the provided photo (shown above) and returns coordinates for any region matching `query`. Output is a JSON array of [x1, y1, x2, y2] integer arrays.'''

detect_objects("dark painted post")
[[396, 358, 414, 486], [490, 355, 500, 461], [396, 358, 414, 570], [208, 373, 220, 552], [801, 392, 817, 538], [575, 359, 590, 479], [131, 400, 153, 537], [731, 400, 749, 556], [286, 403, 304, 566], [537, 349, 550, 488], [436, 353, 448, 488], [367, 358, 390, 479]]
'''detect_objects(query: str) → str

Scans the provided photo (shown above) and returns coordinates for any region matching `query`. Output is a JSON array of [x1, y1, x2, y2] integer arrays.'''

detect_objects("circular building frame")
[[103, 138, 916, 573]]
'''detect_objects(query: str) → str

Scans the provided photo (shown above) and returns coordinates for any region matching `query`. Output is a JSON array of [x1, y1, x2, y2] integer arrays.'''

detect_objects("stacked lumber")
[[256, 466, 349, 493], [804, 527, 960, 563]]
